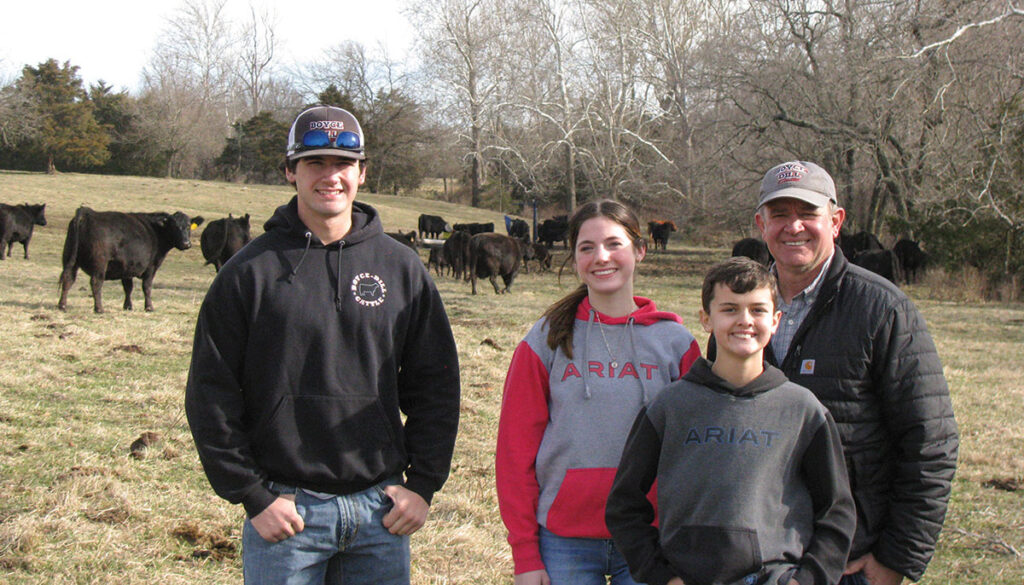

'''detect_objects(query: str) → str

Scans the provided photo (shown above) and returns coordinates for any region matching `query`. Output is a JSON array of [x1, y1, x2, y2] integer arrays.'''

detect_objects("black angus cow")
[[839, 230, 883, 260], [506, 217, 530, 240], [852, 249, 899, 284], [453, 222, 494, 235], [468, 232, 521, 294], [0, 203, 46, 260], [418, 214, 451, 239], [426, 245, 448, 276], [200, 214, 251, 272], [57, 207, 203, 313], [442, 229, 472, 280], [537, 216, 569, 249], [647, 220, 677, 251], [386, 229, 417, 250], [894, 238, 928, 284], [731, 237, 772, 267]]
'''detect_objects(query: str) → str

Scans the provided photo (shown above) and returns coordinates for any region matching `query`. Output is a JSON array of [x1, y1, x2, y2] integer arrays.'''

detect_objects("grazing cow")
[[468, 232, 521, 294], [386, 229, 417, 250], [647, 220, 677, 251], [453, 222, 494, 235], [537, 216, 569, 249], [839, 230, 883, 260], [506, 217, 530, 240], [731, 237, 772, 267], [200, 214, 251, 272], [442, 229, 472, 280], [0, 203, 46, 260], [894, 238, 928, 284], [852, 249, 900, 284], [523, 241, 552, 273], [418, 214, 451, 239], [57, 207, 204, 313]]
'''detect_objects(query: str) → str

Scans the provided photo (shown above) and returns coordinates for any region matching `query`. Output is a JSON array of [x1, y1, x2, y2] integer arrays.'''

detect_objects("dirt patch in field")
[[172, 521, 237, 561]]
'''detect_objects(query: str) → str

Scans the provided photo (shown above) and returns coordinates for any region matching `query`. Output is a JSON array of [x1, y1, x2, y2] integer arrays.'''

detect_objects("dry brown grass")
[[0, 170, 1021, 583]]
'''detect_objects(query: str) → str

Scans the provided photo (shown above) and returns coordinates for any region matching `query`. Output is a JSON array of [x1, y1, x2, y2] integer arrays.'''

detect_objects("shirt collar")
[[775, 253, 834, 307]]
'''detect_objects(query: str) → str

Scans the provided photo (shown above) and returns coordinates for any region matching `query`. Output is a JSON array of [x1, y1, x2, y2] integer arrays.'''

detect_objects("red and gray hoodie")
[[496, 296, 700, 574]]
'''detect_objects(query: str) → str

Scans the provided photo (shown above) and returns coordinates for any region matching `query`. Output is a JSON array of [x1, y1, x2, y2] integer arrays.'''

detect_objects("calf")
[[852, 249, 899, 284], [469, 232, 521, 294], [893, 238, 928, 284], [418, 214, 451, 239], [200, 214, 251, 272], [386, 229, 417, 250], [0, 203, 46, 260], [57, 207, 204, 313], [537, 217, 569, 249], [647, 220, 677, 251], [426, 245, 448, 276], [731, 237, 772, 267]]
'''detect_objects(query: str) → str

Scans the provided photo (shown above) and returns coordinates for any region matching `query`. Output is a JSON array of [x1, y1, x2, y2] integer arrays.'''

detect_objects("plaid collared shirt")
[[771, 255, 833, 363]]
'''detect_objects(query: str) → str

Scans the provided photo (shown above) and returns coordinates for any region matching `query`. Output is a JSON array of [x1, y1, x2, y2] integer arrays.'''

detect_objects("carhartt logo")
[[801, 359, 815, 374]]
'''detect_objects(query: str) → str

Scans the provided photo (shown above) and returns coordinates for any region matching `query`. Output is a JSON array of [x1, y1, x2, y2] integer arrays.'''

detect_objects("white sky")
[[0, 0, 415, 92]]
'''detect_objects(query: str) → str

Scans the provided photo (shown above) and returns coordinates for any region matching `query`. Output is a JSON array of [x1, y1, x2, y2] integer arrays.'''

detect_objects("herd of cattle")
[[0, 200, 929, 308]]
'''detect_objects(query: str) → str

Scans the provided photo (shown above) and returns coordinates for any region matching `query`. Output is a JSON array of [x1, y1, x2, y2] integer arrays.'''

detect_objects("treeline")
[[1, 0, 1023, 290]]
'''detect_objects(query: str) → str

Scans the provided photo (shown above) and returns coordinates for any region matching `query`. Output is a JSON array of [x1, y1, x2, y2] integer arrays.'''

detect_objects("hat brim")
[[758, 187, 834, 209], [288, 148, 366, 161]]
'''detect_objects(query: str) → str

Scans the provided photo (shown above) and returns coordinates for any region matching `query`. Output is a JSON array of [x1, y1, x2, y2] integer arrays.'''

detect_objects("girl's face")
[[574, 216, 645, 297]]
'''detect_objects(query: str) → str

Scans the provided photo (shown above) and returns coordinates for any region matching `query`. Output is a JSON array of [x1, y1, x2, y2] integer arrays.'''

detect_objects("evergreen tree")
[[215, 111, 289, 184]]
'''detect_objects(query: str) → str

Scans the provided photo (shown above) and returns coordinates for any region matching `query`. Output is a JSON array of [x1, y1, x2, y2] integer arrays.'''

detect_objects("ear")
[[699, 308, 713, 333], [635, 241, 647, 262], [770, 309, 782, 335], [830, 207, 846, 239], [754, 211, 767, 237]]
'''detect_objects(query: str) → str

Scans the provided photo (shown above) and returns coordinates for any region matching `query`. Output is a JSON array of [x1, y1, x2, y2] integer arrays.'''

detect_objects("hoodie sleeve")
[[395, 270, 461, 504], [793, 411, 856, 585], [678, 337, 701, 379], [606, 408, 678, 585], [185, 270, 277, 518], [495, 338, 552, 575]]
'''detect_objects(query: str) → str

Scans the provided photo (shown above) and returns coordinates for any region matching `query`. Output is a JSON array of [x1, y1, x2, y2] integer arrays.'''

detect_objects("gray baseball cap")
[[758, 161, 836, 209]]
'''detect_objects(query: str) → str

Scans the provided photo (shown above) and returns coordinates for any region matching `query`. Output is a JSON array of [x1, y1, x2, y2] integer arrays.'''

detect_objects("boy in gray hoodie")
[[606, 257, 855, 585]]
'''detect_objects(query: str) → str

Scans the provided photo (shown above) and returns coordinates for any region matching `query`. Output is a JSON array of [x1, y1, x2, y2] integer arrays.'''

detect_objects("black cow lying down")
[[58, 207, 203, 313], [0, 203, 46, 260], [200, 214, 251, 272]]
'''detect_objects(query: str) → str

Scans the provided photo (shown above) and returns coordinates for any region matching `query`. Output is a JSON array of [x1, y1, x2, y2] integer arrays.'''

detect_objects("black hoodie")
[[186, 197, 460, 518]]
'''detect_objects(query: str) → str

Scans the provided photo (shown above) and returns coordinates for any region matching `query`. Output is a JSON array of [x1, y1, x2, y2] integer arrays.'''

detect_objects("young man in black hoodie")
[[606, 257, 855, 585], [186, 105, 461, 585]]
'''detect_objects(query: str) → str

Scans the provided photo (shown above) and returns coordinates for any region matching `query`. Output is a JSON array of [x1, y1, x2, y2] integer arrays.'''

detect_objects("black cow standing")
[[200, 214, 251, 272], [893, 239, 928, 284], [57, 207, 203, 313], [647, 220, 677, 251], [731, 237, 772, 267], [507, 217, 530, 240], [443, 230, 472, 280], [453, 222, 494, 235], [839, 230, 883, 260], [0, 203, 46, 260], [537, 216, 569, 249], [852, 249, 900, 284], [418, 214, 451, 239], [468, 232, 521, 294]]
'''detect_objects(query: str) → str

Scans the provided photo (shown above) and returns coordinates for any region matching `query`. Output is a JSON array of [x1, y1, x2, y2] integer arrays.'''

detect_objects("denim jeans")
[[538, 526, 641, 585], [242, 478, 410, 585]]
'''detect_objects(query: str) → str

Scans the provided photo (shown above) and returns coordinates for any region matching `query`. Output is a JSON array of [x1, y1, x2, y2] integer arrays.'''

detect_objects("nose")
[[595, 245, 612, 262]]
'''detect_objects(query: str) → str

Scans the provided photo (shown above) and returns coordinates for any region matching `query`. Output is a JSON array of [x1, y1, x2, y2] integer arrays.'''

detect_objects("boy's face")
[[700, 284, 781, 362], [285, 155, 365, 225]]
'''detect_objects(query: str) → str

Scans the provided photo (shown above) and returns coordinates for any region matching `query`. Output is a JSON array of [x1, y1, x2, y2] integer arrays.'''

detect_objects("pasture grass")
[[0, 170, 1021, 583]]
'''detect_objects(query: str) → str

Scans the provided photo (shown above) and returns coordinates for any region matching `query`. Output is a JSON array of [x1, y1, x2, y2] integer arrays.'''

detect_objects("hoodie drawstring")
[[335, 241, 345, 311], [288, 231, 314, 283]]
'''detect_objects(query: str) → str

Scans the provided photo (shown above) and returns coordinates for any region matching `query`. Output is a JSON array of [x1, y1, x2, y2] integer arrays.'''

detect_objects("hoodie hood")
[[573, 296, 683, 325], [682, 357, 788, 398], [263, 196, 382, 246]]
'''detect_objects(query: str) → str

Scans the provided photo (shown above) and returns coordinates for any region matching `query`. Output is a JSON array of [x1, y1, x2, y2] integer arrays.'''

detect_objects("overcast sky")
[[0, 0, 415, 92]]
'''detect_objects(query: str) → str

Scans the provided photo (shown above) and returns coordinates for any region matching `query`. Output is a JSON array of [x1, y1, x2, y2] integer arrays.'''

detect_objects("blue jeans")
[[242, 478, 410, 585], [539, 526, 641, 585]]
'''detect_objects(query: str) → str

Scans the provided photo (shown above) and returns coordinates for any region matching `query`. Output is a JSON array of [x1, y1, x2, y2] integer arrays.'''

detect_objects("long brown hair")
[[542, 200, 646, 358]]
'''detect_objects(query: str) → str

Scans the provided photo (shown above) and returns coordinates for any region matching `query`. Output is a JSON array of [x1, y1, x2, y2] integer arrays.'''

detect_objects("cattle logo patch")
[[351, 273, 387, 307]]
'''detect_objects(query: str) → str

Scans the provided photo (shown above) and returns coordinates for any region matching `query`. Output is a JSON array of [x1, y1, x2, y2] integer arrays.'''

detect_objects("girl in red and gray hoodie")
[[496, 200, 701, 585]]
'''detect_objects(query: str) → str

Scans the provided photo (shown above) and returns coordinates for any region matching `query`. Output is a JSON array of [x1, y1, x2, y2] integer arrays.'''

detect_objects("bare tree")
[[235, 4, 278, 116]]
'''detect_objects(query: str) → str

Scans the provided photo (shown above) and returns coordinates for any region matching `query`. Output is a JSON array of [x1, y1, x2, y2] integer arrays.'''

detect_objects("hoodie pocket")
[[252, 394, 403, 484], [662, 525, 762, 585]]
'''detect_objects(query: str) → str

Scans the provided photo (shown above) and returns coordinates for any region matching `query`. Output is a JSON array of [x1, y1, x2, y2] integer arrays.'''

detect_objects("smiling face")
[[701, 283, 780, 363], [755, 198, 844, 277], [574, 215, 645, 303], [285, 155, 366, 241]]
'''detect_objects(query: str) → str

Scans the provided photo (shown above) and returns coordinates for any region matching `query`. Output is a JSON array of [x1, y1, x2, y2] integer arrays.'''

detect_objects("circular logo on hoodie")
[[351, 273, 387, 307]]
